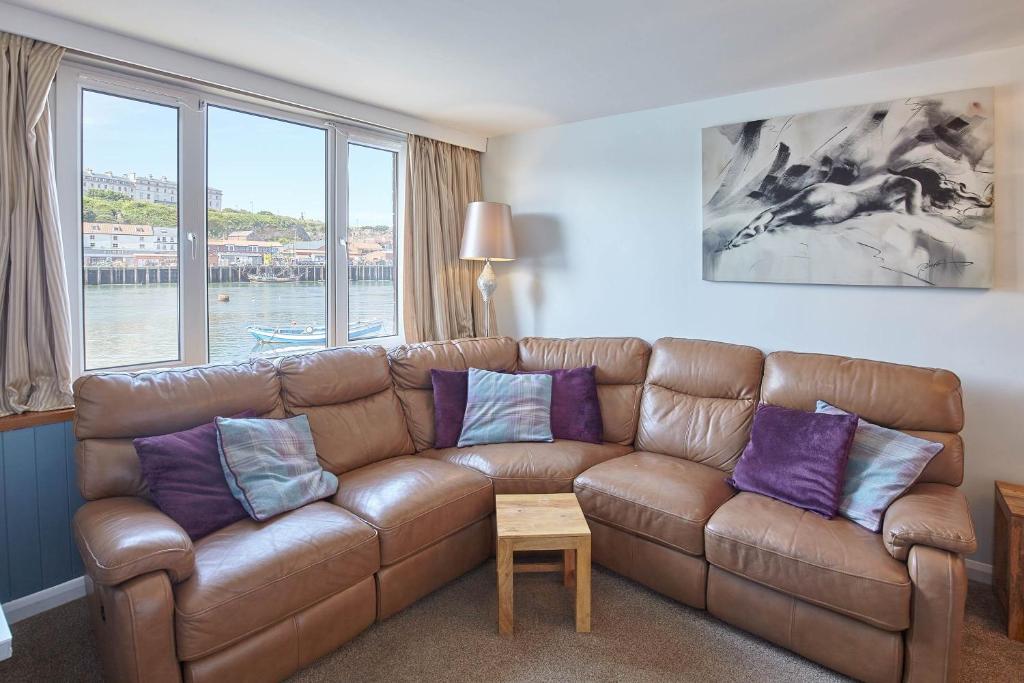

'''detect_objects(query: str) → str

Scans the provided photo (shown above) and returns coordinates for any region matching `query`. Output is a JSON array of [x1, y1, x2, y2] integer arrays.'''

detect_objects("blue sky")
[[82, 90, 396, 226]]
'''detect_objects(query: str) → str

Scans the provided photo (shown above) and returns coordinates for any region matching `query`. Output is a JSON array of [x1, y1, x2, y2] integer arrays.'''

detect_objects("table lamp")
[[460, 201, 515, 336]]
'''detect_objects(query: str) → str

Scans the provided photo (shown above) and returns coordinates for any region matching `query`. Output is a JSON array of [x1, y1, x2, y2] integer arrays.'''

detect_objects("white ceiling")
[[10, 0, 1024, 138]]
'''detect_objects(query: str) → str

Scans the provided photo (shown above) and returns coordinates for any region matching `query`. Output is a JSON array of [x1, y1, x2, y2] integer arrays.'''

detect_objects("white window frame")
[[53, 59, 406, 378]]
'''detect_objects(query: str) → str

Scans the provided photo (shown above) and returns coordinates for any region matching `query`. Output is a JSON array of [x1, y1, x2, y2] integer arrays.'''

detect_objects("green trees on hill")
[[87, 190, 133, 202], [82, 191, 326, 241]]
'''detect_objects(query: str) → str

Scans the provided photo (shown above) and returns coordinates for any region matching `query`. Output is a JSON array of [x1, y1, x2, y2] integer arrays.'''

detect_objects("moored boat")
[[350, 319, 385, 340], [247, 271, 300, 283], [247, 324, 326, 344], [247, 319, 385, 344]]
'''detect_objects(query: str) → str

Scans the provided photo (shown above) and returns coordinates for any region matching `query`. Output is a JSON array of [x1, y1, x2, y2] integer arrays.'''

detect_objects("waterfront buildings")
[[292, 240, 327, 264], [82, 223, 178, 266], [207, 238, 282, 266], [81, 224, 394, 268]]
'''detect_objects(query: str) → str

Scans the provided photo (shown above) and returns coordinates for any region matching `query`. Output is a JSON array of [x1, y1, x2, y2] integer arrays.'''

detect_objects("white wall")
[[482, 44, 1024, 567]]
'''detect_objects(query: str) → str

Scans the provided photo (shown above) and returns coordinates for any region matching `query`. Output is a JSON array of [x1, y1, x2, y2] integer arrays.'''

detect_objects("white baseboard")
[[1, 576, 86, 625], [966, 559, 993, 585]]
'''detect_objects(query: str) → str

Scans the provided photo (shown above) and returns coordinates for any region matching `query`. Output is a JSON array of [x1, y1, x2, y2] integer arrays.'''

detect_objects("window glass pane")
[[347, 143, 397, 340], [206, 106, 327, 363], [81, 90, 179, 370]]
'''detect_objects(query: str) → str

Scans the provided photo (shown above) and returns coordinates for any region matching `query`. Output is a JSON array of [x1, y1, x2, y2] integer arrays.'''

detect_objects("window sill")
[[0, 407, 75, 434]]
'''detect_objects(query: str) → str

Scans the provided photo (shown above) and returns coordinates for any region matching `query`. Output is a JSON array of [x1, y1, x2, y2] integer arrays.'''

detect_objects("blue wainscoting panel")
[[35, 423, 73, 590], [0, 419, 82, 603], [3, 427, 42, 600], [0, 432, 7, 603], [66, 422, 85, 578]]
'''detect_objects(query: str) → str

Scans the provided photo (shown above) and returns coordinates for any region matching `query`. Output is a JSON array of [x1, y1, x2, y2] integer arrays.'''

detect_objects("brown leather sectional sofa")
[[70, 336, 977, 683]]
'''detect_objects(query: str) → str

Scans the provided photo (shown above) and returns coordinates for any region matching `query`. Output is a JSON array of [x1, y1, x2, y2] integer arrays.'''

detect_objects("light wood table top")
[[496, 493, 592, 540]]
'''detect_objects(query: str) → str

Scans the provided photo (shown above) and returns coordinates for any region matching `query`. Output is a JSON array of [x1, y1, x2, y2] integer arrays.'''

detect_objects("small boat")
[[247, 319, 385, 344], [248, 324, 326, 344], [247, 271, 300, 283], [350, 319, 385, 340]]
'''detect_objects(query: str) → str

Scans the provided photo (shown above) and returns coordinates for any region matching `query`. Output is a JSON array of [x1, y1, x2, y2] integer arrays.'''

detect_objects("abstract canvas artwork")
[[702, 88, 995, 287]]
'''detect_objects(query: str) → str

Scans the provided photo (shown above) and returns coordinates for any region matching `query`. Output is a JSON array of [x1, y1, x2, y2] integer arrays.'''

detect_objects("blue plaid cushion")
[[216, 414, 338, 521], [816, 400, 943, 531], [458, 368, 554, 447]]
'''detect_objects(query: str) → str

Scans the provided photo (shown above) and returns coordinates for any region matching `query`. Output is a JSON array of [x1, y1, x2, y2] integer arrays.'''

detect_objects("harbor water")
[[83, 280, 397, 369]]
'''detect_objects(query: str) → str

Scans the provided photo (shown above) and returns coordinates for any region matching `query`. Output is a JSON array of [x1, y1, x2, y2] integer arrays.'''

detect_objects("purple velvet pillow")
[[728, 403, 859, 518], [134, 410, 256, 540], [431, 369, 470, 449], [518, 366, 603, 444]]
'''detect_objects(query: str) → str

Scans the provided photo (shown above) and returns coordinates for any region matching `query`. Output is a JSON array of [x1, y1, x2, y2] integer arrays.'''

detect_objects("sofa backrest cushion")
[[277, 346, 414, 474], [761, 351, 964, 486], [388, 337, 518, 451], [516, 337, 651, 446], [73, 360, 285, 500], [636, 338, 764, 470]]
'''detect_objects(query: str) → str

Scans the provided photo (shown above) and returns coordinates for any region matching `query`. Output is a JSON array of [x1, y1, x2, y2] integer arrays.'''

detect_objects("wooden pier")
[[83, 264, 394, 285]]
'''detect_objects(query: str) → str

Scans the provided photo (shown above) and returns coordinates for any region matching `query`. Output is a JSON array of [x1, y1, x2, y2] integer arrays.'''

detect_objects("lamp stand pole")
[[477, 258, 497, 337]]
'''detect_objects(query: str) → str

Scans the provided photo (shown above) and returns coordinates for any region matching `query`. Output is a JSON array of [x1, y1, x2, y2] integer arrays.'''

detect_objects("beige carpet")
[[1, 563, 1021, 682]]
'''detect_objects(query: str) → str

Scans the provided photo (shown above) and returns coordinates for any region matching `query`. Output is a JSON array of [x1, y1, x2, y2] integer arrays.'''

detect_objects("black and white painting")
[[702, 88, 995, 287]]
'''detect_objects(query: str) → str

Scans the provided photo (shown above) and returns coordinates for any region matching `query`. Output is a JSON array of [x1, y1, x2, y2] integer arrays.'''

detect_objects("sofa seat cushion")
[[173, 502, 379, 661], [705, 492, 911, 631], [421, 440, 631, 494], [333, 455, 493, 565], [574, 451, 734, 556]]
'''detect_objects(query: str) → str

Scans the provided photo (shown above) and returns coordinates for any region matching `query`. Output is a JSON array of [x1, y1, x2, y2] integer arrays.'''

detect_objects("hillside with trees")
[[82, 190, 326, 242]]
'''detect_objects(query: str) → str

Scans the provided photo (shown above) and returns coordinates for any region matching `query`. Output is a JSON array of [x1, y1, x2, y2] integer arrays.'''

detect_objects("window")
[[56, 62, 405, 376], [79, 90, 180, 370], [206, 106, 328, 363], [347, 143, 398, 340]]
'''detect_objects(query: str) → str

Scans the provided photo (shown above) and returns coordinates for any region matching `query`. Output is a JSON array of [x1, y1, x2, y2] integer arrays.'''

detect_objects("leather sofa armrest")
[[73, 496, 195, 586], [904, 545, 967, 682], [882, 483, 977, 561]]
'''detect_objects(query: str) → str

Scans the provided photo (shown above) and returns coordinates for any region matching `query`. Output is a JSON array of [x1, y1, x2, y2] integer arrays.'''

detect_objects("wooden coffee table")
[[495, 493, 591, 635]]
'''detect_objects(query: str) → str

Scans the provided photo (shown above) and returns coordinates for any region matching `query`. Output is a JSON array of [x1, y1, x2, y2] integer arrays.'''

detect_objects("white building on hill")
[[84, 169, 223, 209]]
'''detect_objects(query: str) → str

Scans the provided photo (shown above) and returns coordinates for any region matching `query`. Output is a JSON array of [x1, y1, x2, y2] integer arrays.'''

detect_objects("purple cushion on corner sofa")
[[728, 403, 859, 518], [518, 366, 603, 444], [134, 410, 256, 540], [431, 368, 471, 449], [430, 366, 603, 447]]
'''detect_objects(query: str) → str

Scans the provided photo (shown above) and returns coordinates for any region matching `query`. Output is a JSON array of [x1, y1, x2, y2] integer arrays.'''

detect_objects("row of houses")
[[81, 224, 393, 267], [83, 223, 179, 267]]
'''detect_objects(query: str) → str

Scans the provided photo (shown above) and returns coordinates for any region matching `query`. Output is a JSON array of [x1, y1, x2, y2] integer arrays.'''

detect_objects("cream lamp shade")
[[460, 201, 514, 337], [460, 202, 516, 261]]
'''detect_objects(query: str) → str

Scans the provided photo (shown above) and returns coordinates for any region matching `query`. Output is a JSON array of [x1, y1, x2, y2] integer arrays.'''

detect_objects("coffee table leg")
[[563, 549, 576, 588], [575, 539, 591, 632], [497, 538, 514, 635]]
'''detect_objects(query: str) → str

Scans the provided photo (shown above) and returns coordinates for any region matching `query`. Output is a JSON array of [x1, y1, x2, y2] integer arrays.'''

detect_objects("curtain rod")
[[64, 47, 410, 139]]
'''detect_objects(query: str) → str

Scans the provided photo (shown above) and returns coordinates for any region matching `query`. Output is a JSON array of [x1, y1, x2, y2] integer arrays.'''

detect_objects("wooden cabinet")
[[994, 481, 1024, 641]]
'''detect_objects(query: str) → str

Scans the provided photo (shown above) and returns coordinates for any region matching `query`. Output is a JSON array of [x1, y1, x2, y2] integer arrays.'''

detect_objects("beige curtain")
[[0, 33, 73, 416], [403, 134, 487, 342]]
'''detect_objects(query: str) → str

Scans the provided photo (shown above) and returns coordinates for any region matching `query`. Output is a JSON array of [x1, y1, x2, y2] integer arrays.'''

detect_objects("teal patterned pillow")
[[216, 414, 338, 521], [816, 400, 943, 532], [458, 368, 554, 447]]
